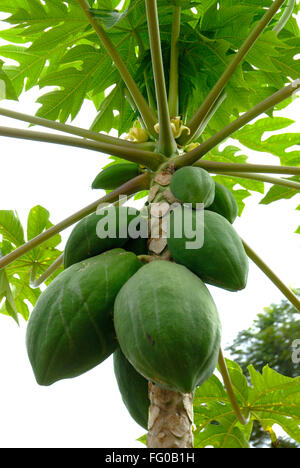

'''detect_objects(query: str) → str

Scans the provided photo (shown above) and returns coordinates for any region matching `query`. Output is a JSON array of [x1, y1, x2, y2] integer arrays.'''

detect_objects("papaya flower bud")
[[154, 117, 191, 139], [126, 121, 149, 143]]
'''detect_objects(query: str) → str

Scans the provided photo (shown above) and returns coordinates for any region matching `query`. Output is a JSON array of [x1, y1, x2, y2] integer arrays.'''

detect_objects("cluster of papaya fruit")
[[26, 163, 249, 430]]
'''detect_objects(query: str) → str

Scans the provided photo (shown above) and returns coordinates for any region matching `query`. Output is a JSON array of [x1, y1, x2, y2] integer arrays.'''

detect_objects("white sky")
[[0, 14, 299, 449]]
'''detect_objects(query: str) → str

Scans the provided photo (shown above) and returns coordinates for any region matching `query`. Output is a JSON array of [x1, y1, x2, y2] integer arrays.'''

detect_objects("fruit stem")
[[177, 0, 287, 145], [76, 0, 157, 138], [242, 239, 300, 312], [212, 171, 300, 191], [174, 80, 300, 168], [218, 348, 250, 426], [30, 254, 64, 288], [145, 0, 178, 157], [0, 125, 164, 170], [0, 173, 151, 271]]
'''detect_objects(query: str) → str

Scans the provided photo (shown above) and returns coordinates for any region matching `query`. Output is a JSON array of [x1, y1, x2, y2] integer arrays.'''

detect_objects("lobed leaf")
[[259, 176, 300, 205]]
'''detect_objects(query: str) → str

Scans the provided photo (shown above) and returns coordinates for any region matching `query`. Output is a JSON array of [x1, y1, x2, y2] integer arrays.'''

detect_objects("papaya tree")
[[0, 0, 300, 449]]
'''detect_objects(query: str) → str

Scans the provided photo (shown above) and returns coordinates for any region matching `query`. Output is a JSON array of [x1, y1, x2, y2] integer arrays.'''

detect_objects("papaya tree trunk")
[[145, 169, 194, 448], [147, 382, 194, 448]]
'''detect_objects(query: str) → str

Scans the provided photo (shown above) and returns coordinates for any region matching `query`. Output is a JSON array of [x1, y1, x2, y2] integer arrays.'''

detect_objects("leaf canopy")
[[0, 1, 299, 136]]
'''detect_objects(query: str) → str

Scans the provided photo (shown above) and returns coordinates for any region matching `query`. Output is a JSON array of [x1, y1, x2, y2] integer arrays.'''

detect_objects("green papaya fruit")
[[167, 207, 248, 292], [92, 163, 140, 190], [64, 206, 141, 268], [26, 249, 142, 386], [114, 261, 221, 393], [208, 182, 238, 224], [113, 347, 149, 430], [170, 166, 215, 208]]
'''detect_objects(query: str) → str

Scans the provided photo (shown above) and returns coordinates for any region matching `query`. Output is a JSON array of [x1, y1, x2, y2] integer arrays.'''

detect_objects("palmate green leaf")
[[0, 59, 17, 100], [0, 267, 19, 324], [26, 205, 61, 248], [204, 145, 248, 164], [0, 1, 91, 97], [27, 205, 51, 241], [193, 359, 300, 448], [259, 176, 300, 205], [2, 0, 69, 36], [0, 206, 62, 322], [0, 44, 53, 97], [193, 362, 252, 448], [194, 421, 251, 448], [248, 365, 300, 443], [0, 210, 25, 247], [0, 273, 41, 321], [35, 24, 137, 127], [233, 116, 300, 165]]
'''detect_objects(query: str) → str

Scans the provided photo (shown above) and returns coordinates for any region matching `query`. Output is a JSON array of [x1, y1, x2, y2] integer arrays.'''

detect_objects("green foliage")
[[0, 206, 62, 322], [0, 1, 299, 204], [260, 176, 300, 205], [193, 359, 300, 448]]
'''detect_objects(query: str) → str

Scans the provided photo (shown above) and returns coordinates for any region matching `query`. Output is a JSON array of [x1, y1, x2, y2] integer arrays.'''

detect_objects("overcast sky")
[[0, 15, 299, 448]]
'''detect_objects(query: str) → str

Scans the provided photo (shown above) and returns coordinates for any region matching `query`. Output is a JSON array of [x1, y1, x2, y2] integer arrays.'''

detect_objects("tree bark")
[[147, 382, 194, 448]]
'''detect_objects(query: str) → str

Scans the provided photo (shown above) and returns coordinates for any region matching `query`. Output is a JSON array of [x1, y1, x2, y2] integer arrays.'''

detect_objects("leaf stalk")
[[218, 348, 250, 426], [212, 171, 300, 191], [145, 0, 178, 156], [168, 6, 181, 118], [195, 160, 300, 176], [30, 254, 64, 288]]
